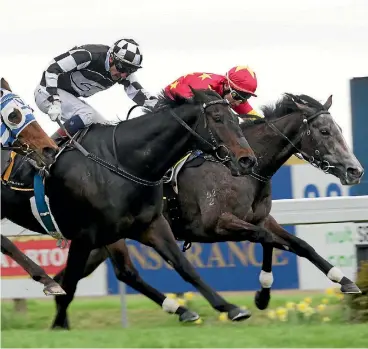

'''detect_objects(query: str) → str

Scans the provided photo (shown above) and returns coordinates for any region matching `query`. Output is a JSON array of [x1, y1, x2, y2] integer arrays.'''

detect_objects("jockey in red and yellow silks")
[[164, 66, 262, 119]]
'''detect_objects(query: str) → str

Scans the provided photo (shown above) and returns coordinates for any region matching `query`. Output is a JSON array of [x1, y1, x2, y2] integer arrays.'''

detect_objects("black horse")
[[53, 93, 364, 326], [1, 88, 258, 327]]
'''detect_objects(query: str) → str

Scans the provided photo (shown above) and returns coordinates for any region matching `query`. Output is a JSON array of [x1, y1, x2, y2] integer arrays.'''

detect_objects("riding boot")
[[50, 115, 86, 143]]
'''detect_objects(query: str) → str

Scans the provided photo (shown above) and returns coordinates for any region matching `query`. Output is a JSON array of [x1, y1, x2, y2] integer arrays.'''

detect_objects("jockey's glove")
[[48, 101, 62, 121]]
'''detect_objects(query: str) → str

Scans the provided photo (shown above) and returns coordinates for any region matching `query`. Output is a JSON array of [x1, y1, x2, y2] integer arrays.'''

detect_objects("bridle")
[[250, 108, 334, 183], [125, 98, 234, 163]]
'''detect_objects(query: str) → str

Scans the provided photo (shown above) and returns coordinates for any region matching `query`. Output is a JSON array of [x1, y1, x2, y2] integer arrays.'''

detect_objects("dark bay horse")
[[53, 93, 364, 326], [1, 78, 63, 296], [2, 88, 258, 327]]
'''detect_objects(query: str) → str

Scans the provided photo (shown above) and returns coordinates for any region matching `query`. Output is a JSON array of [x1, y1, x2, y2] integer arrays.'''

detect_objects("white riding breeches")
[[34, 86, 106, 127]]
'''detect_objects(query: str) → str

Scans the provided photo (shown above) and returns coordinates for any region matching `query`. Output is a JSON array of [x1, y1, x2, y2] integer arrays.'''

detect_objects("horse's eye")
[[320, 129, 330, 136], [8, 111, 21, 125]]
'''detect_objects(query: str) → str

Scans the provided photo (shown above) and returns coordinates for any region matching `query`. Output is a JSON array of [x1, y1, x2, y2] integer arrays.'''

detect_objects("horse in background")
[[1, 78, 64, 296]]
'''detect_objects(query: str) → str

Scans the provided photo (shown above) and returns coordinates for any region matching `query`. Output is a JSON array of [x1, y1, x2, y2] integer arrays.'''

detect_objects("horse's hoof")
[[179, 310, 200, 323], [341, 283, 362, 294], [43, 284, 66, 296], [228, 307, 252, 322], [254, 289, 271, 310]]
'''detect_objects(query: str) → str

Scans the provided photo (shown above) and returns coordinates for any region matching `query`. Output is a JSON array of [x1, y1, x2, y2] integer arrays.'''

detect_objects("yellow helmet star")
[[198, 73, 212, 81], [235, 65, 255, 78], [170, 80, 179, 89]]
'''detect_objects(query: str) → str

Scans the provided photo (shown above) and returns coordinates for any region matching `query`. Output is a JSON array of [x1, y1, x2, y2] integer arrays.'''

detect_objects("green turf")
[[2, 292, 367, 347]]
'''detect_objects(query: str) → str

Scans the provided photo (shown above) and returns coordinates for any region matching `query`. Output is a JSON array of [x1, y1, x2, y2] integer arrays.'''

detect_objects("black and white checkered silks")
[[44, 49, 92, 98], [112, 39, 143, 67], [45, 49, 92, 95]]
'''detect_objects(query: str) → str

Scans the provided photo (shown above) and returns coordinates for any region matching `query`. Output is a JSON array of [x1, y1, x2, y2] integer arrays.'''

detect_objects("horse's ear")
[[323, 95, 333, 110], [189, 86, 201, 102], [1, 78, 12, 92]]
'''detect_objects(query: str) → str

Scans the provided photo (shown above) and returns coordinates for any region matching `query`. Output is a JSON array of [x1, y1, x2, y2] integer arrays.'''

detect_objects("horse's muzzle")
[[238, 155, 257, 175]]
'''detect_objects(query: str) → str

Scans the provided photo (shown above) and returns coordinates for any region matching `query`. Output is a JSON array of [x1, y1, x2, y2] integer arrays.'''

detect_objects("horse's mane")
[[240, 93, 325, 130], [143, 88, 224, 114]]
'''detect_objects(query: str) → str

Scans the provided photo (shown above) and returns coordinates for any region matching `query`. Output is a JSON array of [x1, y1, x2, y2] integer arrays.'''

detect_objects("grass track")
[[2, 291, 367, 347]]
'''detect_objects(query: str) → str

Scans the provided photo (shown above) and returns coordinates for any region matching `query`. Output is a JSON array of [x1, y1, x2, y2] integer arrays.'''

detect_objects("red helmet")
[[226, 66, 258, 97]]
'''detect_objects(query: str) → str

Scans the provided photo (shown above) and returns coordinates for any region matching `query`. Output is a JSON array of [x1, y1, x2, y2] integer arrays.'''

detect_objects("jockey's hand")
[[144, 98, 158, 108], [48, 101, 62, 121]]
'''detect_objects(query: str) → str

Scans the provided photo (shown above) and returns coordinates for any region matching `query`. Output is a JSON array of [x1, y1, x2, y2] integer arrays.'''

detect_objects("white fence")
[[271, 195, 368, 225]]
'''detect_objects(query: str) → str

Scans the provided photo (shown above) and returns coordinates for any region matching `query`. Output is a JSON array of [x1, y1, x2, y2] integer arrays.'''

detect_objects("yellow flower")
[[165, 293, 177, 299], [276, 307, 287, 316], [336, 293, 344, 301], [304, 307, 315, 317], [268, 310, 276, 319], [317, 304, 326, 312], [297, 302, 308, 312], [278, 313, 288, 322], [322, 316, 331, 322], [325, 287, 336, 295], [177, 298, 186, 306], [304, 297, 312, 304], [184, 292, 194, 300], [322, 298, 329, 304], [286, 302, 296, 310]]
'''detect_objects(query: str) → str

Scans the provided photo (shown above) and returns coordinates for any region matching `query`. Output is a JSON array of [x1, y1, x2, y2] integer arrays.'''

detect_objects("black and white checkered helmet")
[[111, 39, 143, 68]]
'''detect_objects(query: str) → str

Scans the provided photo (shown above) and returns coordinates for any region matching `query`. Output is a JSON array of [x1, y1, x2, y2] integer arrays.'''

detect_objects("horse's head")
[[287, 93, 364, 185], [1, 78, 58, 168], [188, 87, 256, 175]]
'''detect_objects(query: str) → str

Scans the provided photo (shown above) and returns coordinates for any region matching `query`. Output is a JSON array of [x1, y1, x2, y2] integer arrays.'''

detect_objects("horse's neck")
[[115, 106, 200, 180], [249, 113, 303, 178]]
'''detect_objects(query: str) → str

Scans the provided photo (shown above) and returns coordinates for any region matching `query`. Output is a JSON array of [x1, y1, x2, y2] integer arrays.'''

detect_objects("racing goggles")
[[112, 55, 139, 75], [229, 86, 252, 102]]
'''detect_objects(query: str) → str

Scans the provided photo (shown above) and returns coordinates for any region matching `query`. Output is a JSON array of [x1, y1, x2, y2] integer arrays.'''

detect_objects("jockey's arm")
[[120, 74, 158, 108], [233, 101, 264, 120], [43, 48, 92, 102]]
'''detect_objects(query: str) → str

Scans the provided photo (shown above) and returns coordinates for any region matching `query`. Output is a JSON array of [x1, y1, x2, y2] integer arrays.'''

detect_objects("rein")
[[59, 98, 231, 187]]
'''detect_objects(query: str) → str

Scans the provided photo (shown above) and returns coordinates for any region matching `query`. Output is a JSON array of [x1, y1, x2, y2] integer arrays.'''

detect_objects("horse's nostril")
[[347, 167, 363, 178], [239, 156, 256, 170]]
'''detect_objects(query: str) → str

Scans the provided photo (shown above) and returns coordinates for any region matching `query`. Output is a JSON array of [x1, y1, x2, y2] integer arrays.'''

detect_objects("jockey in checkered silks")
[[34, 39, 158, 139]]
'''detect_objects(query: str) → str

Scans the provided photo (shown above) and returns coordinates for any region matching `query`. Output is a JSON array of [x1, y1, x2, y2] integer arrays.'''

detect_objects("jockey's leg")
[[34, 86, 105, 139]]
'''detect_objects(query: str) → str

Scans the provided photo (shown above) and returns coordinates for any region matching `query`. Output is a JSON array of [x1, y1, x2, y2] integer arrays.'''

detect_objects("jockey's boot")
[[50, 115, 86, 144]]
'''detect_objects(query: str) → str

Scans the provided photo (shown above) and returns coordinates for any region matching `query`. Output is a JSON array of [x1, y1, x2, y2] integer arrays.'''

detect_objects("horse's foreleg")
[[139, 215, 251, 322], [52, 237, 92, 330], [53, 247, 108, 284], [106, 239, 199, 323], [52, 246, 109, 329], [254, 244, 274, 310], [215, 213, 288, 310], [265, 214, 361, 294], [1, 235, 65, 296]]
